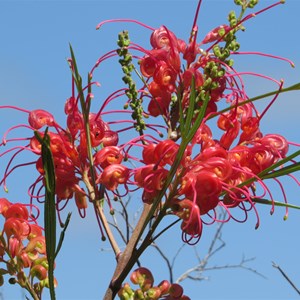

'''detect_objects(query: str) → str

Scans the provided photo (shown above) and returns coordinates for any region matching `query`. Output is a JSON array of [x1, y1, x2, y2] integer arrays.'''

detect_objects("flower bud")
[[146, 287, 161, 299], [0, 198, 11, 216], [28, 109, 55, 129], [134, 288, 145, 300], [130, 267, 154, 291], [30, 265, 47, 280], [75, 191, 88, 210], [5, 203, 29, 220], [169, 283, 183, 298], [158, 280, 171, 295], [118, 283, 134, 300], [248, 0, 259, 8]]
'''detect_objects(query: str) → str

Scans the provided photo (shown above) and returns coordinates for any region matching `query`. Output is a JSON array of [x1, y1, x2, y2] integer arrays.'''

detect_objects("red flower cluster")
[[139, 24, 226, 118], [0, 198, 53, 290], [0, 0, 298, 249], [119, 267, 190, 300]]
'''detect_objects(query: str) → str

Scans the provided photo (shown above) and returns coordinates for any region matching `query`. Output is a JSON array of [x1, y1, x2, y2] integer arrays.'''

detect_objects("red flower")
[[97, 164, 129, 191]]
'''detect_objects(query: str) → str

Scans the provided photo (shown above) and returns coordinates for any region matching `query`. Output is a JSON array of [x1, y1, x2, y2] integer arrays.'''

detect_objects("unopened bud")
[[248, 0, 259, 8], [8, 277, 17, 285]]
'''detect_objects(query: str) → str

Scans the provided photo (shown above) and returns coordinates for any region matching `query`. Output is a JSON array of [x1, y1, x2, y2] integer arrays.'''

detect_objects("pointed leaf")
[[55, 212, 72, 259], [34, 130, 56, 300]]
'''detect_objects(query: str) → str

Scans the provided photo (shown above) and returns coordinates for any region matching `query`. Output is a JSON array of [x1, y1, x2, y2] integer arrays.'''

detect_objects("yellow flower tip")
[[291, 62, 295, 68], [283, 215, 288, 221], [280, 0, 285, 4]]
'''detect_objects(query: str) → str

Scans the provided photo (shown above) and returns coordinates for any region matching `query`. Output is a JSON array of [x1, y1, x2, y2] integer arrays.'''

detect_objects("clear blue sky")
[[0, 1, 300, 300]]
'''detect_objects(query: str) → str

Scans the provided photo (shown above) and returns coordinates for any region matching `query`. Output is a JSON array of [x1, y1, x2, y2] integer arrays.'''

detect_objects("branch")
[[103, 203, 152, 299], [175, 212, 264, 283], [151, 242, 174, 283], [272, 262, 300, 296]]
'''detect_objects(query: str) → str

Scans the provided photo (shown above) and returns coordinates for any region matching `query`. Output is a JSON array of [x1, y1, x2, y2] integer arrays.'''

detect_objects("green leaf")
[[260, 162, 300, 180], [55, 212, 72, 259], [69, 44, 86, 116], [34, 130, 56, 300], [258, 150, 300, 178], [231, 150, 300, 190], [183, 76, 196, 136]]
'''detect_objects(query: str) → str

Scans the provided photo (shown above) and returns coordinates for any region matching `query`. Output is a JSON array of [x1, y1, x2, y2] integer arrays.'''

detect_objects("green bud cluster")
[[234, 0, 259, 9], [204, 61, 225, 79], [117, 31, 146, 133], [209, 10, 240, 67], [201, 60, 224, 100]]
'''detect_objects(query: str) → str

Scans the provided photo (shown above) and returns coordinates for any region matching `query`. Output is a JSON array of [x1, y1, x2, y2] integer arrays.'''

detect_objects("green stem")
[[252, 198, 300, 210]]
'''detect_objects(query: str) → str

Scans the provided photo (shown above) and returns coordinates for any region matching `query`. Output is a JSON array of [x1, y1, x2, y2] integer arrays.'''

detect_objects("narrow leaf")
[[183, 77, 196, 136], [55, 212, 72, 258], [261, 162, 300, 180], [34, 130, 56, 300], [258, 150, 300, 177]]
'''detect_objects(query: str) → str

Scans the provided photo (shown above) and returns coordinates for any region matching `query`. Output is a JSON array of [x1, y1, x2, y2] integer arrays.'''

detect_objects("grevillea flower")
[[97, 164, 129, 191], [0, 199, 54, 293], [134, 164, 169, 203], [150, 26, 178, 50], [201, 24, 230, 44], [0, 5, 299, 297], [94, 146, 123, 169], [28, 109, 55, 130]]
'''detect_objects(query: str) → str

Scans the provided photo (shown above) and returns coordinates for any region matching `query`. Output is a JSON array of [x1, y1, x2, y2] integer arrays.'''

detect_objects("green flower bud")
[[248, 0, 259, 9], [118, 283, 135, 300], [228, 10, 237, 27], [133, 289, 144, 300], [213, 45, 222, 58], [226, 59, 234, 67], [229, 40, 240, 51], [217, 69, 225, 77], [122, 66, 129, 73], [145, 287, 161, 300], [203, 77, 212, 89], [234, 0, 243, 5]]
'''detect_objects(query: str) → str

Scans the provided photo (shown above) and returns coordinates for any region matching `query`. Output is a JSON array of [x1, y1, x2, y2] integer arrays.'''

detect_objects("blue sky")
[[0, 1, 300, 300]]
